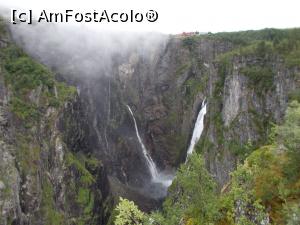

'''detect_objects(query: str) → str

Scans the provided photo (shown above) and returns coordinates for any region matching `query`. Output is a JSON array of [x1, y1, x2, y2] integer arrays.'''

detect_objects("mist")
[[8, 20, 168, 79], [0, 10, 180, 201]]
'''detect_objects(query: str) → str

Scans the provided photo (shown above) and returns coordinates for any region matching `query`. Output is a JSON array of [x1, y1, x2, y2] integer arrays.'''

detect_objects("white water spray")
[[186, 100, 207, 158]]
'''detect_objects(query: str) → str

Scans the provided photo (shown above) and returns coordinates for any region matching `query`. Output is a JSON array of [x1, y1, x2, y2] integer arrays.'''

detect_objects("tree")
[[275, 100, 300, 180], [152, 153, 219, 225], [114, 197, 145, 225]]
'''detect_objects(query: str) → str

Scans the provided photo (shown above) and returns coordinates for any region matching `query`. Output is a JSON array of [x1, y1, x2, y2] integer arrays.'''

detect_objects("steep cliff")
[[0, 20, 112, 225]]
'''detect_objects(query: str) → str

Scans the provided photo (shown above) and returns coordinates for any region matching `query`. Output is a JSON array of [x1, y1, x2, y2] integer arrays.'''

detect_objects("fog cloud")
[[8, 21, 168, 79]]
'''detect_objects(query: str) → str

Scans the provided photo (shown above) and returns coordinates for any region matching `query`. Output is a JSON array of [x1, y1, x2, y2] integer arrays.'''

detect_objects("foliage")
[[15, 134, 40, 174], [184, 76, 206, 102], [226, 139, 253, 159], [0, 44, 76, 124], [182, 37, 197, 50], [41, 178, 65, 225], [65, 152, 96, 186], [56, 81, 77, 102], [274, 100, 300, 181], [0, 19, 94, 225], [175, 63, 190, 76], [283, 203, 300, 225], [219, 162, 269, 225], [213, 56, 231, 101], [143, 100, 300, 225], [10, 97, 40, 121], [218, 100, 300, 224], [240, 65, 274, 94], [195, 137, 213, 154], [149, 153, 219, 225], [76, 187, 95, 224], [0, 17, 7, 35], [288, 88, 300, 102], [3, 46, 54, 92], [215, 28, 300, 70], [65, 152, 101, 224], [107, 100, 300, 225], [207, 28, 300, 47], [114, 197, 145, 225]]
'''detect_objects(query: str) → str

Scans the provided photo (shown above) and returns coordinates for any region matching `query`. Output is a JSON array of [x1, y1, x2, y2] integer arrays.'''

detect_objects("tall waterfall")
[[186, 100, 207, 158], [126, 105, 159, 180]]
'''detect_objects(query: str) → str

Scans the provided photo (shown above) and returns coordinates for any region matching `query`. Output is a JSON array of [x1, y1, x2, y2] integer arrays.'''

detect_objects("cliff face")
[[202, 55, 299, 186], [87, 36, 299, 188], [60, 34, 299, 192], [2, 21, 300, 224], [0, 24, 112, 225]]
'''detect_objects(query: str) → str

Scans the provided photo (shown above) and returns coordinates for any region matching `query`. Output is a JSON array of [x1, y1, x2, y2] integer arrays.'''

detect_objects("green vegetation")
[[215, 41, 275, 96], [76, 187, 95, 224], [3, 46, 55, 92], [114, 100, 300, 225], [155, 28, 300, 224], [217, 29, 300, 65], [10, 97, 40, 121], [284, 49, 300, 67], [195, 137, 213, 154], [114, 197, 145, 225], [218, 158, 269, 225], [274, 100, 300, 181], [213, 56, 231, 101], [225, 140, 253, 159], [41, 178, 64, 225], [165, 133, 186, 164], [240, 65, 274, 94], [0, 17, 8, 36], [113, 153, 219, 225], [205, 29, 300, 161], [15, 134, 40, 174], [66, 152, 96, 186], [156, 153, 219, 225], [211, 112, 224, 145], [206, 28, 300, 48], [288, 88, 300, 102], [212, 29, 300, 102], [182, 37, 197, 50], [65, 152, 101, 224], [175, 63, 190, 76], [0, 43, 76, 125], [183, 76, 206, 103], [0, 19, 100, 225]]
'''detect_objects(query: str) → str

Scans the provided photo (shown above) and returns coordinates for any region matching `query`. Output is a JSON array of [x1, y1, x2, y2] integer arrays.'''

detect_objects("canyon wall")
[[1, 21, 299, 224]]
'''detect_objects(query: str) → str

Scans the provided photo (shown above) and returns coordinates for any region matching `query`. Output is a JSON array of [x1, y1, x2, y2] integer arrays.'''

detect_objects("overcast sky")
[[0, 0, 300, 34]]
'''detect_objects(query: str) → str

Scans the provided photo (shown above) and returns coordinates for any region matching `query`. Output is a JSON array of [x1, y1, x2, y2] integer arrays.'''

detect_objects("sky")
[[0, 0, 300, 34]]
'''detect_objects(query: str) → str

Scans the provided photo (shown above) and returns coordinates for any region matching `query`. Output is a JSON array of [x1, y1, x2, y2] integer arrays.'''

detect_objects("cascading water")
[[126, 105, 174, 189], [126, 105, 159, 179], [186, 99, 207, 158]]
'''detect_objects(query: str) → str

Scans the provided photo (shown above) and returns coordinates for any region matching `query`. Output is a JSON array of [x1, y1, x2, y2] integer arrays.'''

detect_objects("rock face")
[[56, 36, 299, 190], [203, 54, 299, 186], [0, 25, 112, 225], [2, 22, 300, 224]]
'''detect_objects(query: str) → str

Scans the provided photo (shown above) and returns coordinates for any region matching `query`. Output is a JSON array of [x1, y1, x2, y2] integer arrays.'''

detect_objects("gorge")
[[0, 18, 300, 225]]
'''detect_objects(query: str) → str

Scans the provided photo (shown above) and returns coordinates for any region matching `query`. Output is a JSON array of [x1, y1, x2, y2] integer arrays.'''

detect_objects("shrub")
[[114, 197, 145, 225], [240, 65, 274, 94]]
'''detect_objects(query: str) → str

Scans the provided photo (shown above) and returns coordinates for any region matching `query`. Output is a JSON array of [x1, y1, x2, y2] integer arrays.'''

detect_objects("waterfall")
[[186, 99, 207, 157], [126, 105, 159, 180]]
